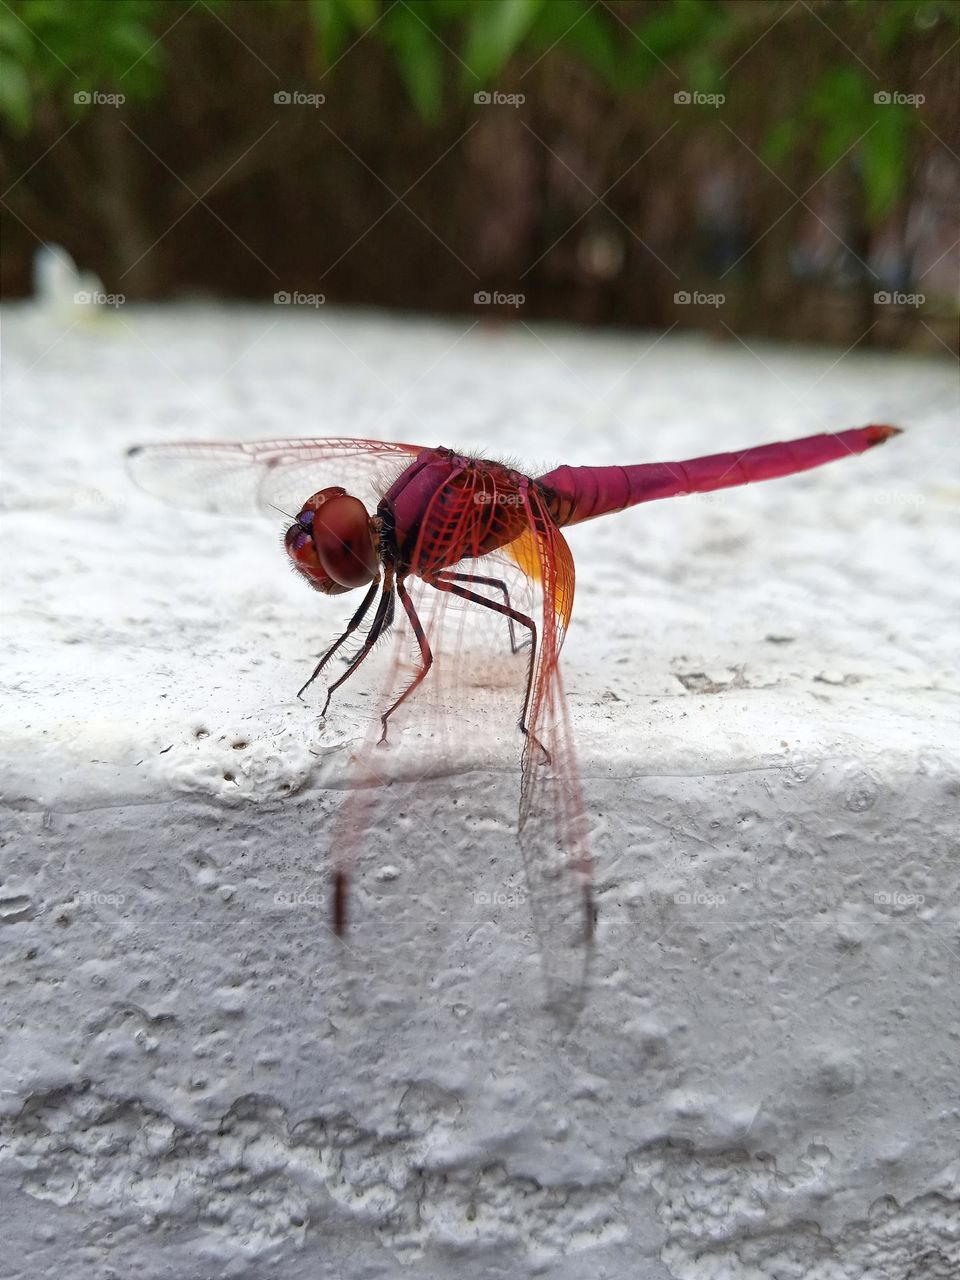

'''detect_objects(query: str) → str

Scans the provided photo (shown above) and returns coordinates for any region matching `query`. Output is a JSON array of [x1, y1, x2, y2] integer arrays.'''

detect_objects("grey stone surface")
[[2, 302, 958, 1279]]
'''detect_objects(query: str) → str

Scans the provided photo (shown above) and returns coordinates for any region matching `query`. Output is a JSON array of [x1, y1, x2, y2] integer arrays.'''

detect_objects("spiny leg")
[[378, 577, 433, 745], [429, 577, 547, 759], [433, 571, 531, 654], [298, 577, 380, 700], [321, 567, 396, 718]]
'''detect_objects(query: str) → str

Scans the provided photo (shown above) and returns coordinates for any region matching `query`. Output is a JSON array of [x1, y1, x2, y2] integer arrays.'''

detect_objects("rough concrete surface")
[[2, 303, 958, 1280]]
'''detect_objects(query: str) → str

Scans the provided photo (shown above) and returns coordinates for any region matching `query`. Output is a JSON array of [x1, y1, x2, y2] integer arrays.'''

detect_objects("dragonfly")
[[128, 423, 900, 1007]]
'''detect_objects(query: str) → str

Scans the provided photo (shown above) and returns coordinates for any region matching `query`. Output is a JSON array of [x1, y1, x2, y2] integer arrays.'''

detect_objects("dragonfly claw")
[[297, 672, 319, 700]]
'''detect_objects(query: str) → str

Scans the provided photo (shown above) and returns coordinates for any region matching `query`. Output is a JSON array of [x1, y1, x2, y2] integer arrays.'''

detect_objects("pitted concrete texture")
[[2, 302, 958, 1279]]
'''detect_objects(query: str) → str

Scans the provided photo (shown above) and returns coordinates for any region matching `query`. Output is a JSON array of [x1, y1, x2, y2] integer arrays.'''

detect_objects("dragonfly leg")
[[433, 571, 532, 654], [320, 567, 396, 718], [378, 577, 433, 745], [297, 578, 380, 700], [428, 578, 547, 759]]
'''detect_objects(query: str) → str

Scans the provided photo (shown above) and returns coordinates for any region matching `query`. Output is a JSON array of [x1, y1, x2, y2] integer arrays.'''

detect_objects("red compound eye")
[[285, 488, 378, 594], [313, 493, 379, 588]]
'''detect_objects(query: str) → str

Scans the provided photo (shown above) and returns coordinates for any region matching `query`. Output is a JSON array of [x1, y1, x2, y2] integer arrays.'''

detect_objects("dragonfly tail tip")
[[865, 424, 903, 445]]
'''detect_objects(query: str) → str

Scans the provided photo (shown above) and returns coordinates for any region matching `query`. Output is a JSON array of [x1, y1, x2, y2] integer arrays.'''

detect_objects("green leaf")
[[420, 0, 474, 20], [0, 10, 35, 61], [685, 47, 722, 94], [555, 4, 618, 82], [638, 0, 723, 61], [761, 117, 800, 168], [0, 53, 31, 131], [809, 65, 870, 121], [3, 0, 166, 100], [527, 0, 616, 82], [861, 107, 910, 220], [309, 0, 352, 64], [807, 66, 873, 169], [461, 0, 544, 85], [875, 3, 912, 51], [386, 5, 445, 120], [339, 0, 379, 26]]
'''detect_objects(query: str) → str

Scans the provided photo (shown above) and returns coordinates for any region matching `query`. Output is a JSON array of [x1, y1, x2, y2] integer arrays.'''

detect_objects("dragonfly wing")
[[126, 437, 426, 517], [510, 498, 594, 1018]]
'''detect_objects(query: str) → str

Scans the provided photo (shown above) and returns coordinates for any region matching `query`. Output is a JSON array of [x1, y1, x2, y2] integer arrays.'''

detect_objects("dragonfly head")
[[285, 487, 379, 595]]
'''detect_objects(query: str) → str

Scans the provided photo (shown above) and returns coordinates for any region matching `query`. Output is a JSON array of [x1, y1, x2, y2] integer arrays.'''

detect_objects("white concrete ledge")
[[2, 304, 958, 1278]]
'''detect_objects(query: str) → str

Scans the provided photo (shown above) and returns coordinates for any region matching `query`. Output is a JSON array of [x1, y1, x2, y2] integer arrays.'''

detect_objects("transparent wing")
[[126, 436, 426, 517], [380, 469, 593, 1015], [512, 493, 594, 1019]]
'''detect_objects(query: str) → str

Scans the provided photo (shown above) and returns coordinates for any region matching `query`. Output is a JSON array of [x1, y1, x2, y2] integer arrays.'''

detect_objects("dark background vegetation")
[[1, 0, 957, 350]]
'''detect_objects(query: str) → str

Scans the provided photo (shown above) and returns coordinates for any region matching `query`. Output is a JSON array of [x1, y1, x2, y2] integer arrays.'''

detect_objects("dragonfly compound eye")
[[285, 487, 378, 594]]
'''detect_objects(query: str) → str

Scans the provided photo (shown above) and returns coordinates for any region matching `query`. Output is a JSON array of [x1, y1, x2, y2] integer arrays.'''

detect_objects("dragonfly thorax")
[[285, 487, 380, 595]]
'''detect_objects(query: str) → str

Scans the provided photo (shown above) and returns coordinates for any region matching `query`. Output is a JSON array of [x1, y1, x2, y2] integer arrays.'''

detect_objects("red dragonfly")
[[128, 424, 899, 1005]]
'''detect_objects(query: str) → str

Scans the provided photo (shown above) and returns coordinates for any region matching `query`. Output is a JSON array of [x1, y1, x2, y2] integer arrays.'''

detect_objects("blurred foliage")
[[1, 0, 955, 224], [0, 0, 166, 129]]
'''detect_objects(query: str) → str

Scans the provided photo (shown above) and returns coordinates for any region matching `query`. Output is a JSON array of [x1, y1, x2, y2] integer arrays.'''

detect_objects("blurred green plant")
[[2, 0, 956, 224], [0, 0, 168, 129]]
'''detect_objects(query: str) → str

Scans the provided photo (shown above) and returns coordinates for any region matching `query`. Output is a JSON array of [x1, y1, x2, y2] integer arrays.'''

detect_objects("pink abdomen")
[[537, 425, 900, 526]]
